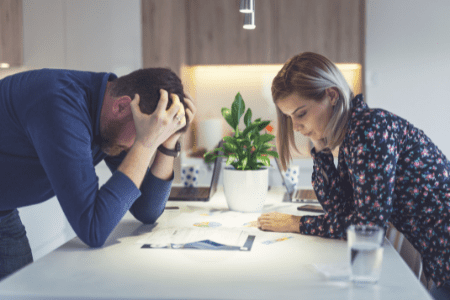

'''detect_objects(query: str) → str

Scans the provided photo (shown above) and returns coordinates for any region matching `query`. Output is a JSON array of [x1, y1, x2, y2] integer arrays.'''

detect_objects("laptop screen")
[[208, 143, 224, 197]]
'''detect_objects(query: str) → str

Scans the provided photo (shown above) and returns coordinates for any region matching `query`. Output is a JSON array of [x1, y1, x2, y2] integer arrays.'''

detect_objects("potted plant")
[[204, 92, 278, 212]]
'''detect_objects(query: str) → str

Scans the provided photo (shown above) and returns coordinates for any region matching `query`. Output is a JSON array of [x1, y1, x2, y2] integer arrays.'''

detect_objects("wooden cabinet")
[[142, 0, 365, 70], [141, 0, 187, 75], [0, 0, 23, 67]]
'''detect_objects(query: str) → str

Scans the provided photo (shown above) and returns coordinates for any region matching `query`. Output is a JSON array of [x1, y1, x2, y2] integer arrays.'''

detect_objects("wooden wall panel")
[[187, 0, 364, 65], [187, 0, 243, 65], [0, 0, 23, 67], [187, 0, 276, 65], [141, 0, 186, 75], [142, 0, 364, 68]]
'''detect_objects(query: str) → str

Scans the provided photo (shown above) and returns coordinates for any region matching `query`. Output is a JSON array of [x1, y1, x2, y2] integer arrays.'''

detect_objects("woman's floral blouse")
[[300, 94, 450, 287]]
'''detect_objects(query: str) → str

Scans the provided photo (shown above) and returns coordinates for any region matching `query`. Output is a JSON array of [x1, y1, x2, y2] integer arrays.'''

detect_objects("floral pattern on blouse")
[[299, 94, 450, 287]]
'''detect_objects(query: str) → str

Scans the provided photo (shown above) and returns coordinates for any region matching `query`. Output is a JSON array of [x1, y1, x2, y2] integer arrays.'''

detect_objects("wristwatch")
[[157, 141, 181, 157]]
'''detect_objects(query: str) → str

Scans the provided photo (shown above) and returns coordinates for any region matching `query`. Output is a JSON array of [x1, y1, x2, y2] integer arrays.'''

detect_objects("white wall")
[[16, 0, 142, 261], [365, 0, 450, 156]]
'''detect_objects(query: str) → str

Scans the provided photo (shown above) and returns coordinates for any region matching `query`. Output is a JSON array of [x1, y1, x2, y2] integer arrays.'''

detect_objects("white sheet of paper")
[[137, 227, 249, 248], [166, 211, 260, 229]]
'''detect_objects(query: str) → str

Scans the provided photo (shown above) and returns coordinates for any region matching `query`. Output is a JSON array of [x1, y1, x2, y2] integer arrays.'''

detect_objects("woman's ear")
[[326, 87, 340, 106]]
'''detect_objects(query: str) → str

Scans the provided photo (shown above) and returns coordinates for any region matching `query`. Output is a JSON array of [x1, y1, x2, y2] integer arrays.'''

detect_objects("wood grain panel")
[[271, 0, 363, 63], [141, 0, 186, 75], [187, 0, 242, 65], [187, 0, 363, 65], [142, 0, 364, 67], [244, 0, 275, 64], [187, 0, 280, 65], [0, 0, 23, 67]]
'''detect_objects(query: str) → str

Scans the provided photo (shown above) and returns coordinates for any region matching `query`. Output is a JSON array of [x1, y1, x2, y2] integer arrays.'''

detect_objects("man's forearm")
[[150, 150, 175, 181], [118, 143, 156, 188]]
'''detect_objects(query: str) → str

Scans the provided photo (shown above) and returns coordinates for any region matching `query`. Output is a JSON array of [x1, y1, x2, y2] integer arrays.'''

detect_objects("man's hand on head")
[[162, 91, 197, 148], [130, 90, 186, 150]]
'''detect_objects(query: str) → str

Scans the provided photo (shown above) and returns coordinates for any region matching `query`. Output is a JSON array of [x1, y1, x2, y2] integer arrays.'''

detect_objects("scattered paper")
[[167, 211, 260, 229], [137, 227, 249, 249]]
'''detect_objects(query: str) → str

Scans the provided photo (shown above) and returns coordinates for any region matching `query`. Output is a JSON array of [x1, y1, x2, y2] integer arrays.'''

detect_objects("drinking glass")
[[347, 225, 385, 284]]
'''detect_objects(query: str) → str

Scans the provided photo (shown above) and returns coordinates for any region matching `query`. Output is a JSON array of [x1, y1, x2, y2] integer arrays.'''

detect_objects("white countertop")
[[0, 187, 432, 300]]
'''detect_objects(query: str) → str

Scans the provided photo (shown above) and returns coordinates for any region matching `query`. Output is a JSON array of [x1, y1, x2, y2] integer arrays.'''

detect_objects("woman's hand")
[[257, 212, 301, 233]]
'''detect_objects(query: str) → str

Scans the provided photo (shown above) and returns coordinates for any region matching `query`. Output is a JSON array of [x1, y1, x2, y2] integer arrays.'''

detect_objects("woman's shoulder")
[[344, 100, 411, 150], [350, 96, 409, 131]]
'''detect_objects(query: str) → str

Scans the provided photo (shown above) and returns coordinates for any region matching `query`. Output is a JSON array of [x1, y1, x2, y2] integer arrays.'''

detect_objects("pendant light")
[[243, 12, 255, 30], [239, 0, 253, 13], [240, 0, 255, 30]]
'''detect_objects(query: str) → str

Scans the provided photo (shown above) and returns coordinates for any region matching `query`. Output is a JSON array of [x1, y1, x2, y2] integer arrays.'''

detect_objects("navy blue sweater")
[[0, 69, 172, 247]]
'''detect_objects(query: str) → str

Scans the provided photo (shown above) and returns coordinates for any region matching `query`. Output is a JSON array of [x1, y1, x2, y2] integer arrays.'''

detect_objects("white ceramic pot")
[[223, 167, 269, 213]]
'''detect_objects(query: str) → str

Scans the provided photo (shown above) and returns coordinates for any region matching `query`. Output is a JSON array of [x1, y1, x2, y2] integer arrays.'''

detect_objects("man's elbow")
[[136, 214, 160, 225], [79, 234, 108, 248], [131, 209, 163, 225], [87, 240, 106, 248], [130, 207, 164, 224]]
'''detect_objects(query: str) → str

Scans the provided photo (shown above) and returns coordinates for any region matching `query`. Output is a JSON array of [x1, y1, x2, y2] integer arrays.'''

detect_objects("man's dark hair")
[[109, 68, 189, 132]]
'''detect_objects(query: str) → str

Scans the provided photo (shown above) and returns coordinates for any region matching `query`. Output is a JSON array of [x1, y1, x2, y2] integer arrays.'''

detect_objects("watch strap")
[[157, 142, 181, 157]]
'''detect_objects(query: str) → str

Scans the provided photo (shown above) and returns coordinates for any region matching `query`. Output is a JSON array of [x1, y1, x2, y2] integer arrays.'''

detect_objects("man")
[[0, 68, 196, 279]]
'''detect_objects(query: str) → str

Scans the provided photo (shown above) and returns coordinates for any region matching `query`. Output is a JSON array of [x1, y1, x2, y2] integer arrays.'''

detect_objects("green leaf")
[[244, 108, 252, 127], [204, 147, 225, 156], [203, 153, 214, 163], [240, 156, 248, 170], [203, 153, 227, 163], [247, 160, 258, 170], [258, 155, 271, 166], [257, 162, 266, 169], [223, 142, 238, 153], [225, 154, 238, 166], [242, 123, 257, 137], [261, 150, 279, 158], [256, 120, 271, 131], [258, 133, 275, 144], [240, 139, 251, 148], [259, 144, 271, 152], [221, 108, 235, 128], [223, 136, 236, 144], [231, 92, 245, 128]]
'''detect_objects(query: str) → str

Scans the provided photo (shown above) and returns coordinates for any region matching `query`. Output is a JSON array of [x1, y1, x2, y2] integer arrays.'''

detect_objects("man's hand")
[[130, 89, 186, 149], [162, 91, 197, 148], [257, 212, 301, 233]]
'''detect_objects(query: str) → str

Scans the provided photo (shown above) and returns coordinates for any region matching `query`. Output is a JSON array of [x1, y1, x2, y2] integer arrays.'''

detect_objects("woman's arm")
[[258, 147, 350, 234], [300, 114, 398, 238], [259, 113, 398, 238]]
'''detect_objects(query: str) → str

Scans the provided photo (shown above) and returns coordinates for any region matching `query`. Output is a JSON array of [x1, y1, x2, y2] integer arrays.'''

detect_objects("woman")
[[257, 52, 450, 299]]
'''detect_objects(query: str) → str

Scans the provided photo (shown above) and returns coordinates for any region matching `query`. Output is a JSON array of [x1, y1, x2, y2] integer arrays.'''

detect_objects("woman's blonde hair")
[[272, 52, 354, 170]]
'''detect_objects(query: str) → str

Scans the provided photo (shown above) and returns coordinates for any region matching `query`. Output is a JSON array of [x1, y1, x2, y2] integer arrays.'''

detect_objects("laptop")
[[274, 156, 318, 203], [168, 141, 223, 201]]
